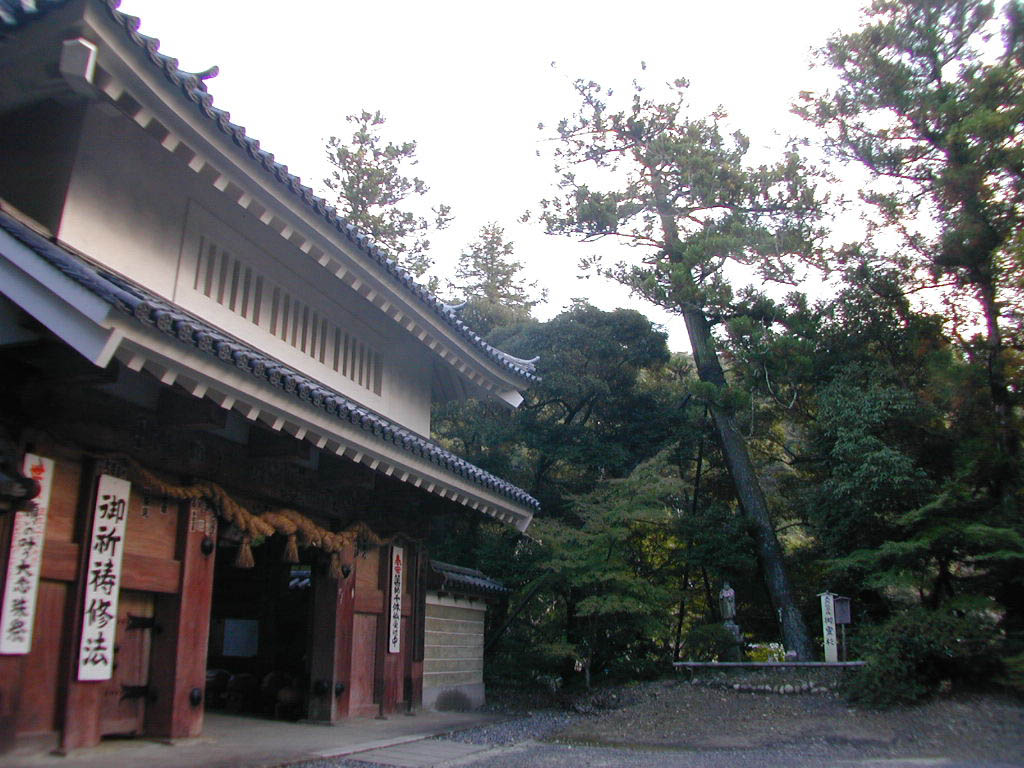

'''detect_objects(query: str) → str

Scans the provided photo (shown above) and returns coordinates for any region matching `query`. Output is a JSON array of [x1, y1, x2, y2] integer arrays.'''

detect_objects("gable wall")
[[55, 103, 433, 434], [0, 99, 86, 233]]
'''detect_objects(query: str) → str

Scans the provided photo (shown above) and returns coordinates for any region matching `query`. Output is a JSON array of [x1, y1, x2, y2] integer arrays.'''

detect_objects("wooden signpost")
[[819, 591, 838, 664]]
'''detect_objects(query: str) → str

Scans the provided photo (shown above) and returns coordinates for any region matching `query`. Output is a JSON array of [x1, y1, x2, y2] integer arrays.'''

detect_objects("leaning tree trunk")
[[683, 308, 814, 660], [977, 281, 1019, 466], [645, 165, 814, 659]]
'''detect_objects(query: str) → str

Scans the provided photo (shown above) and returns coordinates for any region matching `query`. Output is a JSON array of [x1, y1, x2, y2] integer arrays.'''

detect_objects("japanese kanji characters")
[[77, 474, 131, 681], [0, 455, 54, 655]]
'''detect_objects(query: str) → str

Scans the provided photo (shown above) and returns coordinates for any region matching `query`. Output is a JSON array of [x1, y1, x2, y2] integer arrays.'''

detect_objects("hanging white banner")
[[388, 545, 404, 653], [820, 591, 838, 663], [77, 474, 131, 681], [0, 454, 55, 654]]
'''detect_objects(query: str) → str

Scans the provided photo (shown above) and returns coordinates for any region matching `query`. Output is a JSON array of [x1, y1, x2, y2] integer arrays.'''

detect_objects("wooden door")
[[348, 612, 378, 714], [349, 545, 381, 716], [98, 590, 154, 736]]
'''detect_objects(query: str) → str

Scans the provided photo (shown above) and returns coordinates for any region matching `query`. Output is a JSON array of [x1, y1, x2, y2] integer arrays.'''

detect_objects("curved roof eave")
[[0, 209, 540, 522], [1, 0, 540, 389]]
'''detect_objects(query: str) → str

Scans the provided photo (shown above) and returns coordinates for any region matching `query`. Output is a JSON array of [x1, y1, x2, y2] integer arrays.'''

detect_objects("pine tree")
[[539, 78, 822, 658], [797, 0, 1024, 472], [323, 110, 452, 284], [450, 223, 547, 335]]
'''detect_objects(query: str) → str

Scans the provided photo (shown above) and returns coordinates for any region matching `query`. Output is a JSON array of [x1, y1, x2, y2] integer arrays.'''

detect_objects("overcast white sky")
[[118, 0, 869, 352]]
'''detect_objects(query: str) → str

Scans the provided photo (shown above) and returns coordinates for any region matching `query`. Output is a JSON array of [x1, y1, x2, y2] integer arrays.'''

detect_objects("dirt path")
[[299, 675, 1024, 767], [546, 678, 1024, 763]]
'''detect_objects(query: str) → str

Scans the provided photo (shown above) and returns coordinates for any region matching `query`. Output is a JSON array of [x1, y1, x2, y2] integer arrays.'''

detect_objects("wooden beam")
[[145, 500, 217, 738], [121, 554, 180, 594], [59, 461, 104, 753], [157, 389, 227, 430]]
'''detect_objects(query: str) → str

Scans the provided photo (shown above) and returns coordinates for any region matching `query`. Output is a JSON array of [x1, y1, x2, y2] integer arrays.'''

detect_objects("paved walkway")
[[346, 739, 495, 767], [2, 711, 504, 768]]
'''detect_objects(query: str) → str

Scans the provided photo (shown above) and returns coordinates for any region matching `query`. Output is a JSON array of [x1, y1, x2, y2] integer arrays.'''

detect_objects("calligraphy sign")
[[77, 474, 131, 681], [0, 454, 54, 654], [388, 545, 404, 654], [820, 591, 838, 663]]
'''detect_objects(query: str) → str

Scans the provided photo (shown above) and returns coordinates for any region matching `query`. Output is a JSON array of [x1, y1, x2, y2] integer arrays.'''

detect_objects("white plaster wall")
[[57, 103, 434, 434], [58, 104, 188, 301]]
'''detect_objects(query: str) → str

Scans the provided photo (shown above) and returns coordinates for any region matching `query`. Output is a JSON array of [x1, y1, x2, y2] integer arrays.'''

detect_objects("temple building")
[[0, 0, 537, 755]]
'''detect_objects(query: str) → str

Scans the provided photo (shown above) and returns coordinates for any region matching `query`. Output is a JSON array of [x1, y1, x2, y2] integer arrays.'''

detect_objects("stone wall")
[[422, 593, 486, 710]]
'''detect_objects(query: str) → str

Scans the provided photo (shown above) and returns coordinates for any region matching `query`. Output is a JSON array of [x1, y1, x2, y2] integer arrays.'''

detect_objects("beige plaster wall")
[[422, 593, 487, 710], [57, 103, 434, 434]]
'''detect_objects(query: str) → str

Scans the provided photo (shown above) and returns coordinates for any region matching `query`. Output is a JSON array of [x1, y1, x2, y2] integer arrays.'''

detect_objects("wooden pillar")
[[59, 459, 106, 753], [376, 543, 403, 716], [407, 543, 426, 709], [0, 511, 24, 752], [307, 543, 354, 722], [333, 555, 356, 718], [144, 499, 216, 739]]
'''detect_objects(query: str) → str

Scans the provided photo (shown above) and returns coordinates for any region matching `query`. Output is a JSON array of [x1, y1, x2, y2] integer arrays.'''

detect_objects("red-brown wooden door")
[[98, 590, 153, 736]]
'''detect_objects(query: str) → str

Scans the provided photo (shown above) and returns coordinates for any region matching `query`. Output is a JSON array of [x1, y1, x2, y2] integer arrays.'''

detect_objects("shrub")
[[434, 689, 473, 712], [682, 623, 740, 661], [997, 651, 1024, 694], [845, 606, 1002, 708], [747, 642, 785, 662]]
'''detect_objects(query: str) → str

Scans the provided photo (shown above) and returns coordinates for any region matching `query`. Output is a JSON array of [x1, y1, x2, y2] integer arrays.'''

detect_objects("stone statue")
[[719, 582, 736, 621]]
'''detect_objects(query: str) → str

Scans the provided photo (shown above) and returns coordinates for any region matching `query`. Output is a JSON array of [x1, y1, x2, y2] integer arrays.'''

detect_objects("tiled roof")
[[0, 209, 540, 513], [428, 560, 510, 598], [0, 0, 539, 385]]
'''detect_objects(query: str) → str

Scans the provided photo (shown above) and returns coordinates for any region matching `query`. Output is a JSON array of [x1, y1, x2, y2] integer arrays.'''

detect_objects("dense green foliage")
[[422, 0, 1024, 704], [844, 606, 1003, 707]]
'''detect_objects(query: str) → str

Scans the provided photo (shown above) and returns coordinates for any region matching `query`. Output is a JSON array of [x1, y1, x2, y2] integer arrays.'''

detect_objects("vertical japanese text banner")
[[0, 454, 55, 654], [820, 591, 838, 664], [388, 545, 403, 653], [77, 474, 131, 681]]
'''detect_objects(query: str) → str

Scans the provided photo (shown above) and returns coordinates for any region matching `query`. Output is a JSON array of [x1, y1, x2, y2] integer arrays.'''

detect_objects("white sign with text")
[[388, 545, 404, 653], [820, 591, 838, 663], [0, 454, 55, 654], [77, 474, 131, 681]]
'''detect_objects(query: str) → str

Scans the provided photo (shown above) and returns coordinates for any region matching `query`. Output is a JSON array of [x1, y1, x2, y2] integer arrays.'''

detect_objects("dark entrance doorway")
[[205, 537, 313, 721]]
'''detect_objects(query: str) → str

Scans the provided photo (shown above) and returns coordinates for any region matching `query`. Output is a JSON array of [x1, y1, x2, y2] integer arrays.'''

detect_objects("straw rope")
[[124, 458, 392, 570]]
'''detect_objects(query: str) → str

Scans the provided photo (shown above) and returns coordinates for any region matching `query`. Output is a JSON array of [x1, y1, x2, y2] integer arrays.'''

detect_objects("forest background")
[[328, 0, 1024, 707], [135, 0, 1024, 707], [416, 0, 1023, 707]]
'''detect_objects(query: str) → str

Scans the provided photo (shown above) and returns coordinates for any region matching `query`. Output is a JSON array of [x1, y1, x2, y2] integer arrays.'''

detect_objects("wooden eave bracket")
[[59, 37, 99, 96]]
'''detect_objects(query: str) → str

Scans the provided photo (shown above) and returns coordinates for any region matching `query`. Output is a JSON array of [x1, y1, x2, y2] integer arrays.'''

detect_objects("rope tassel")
[[118, 456, 398, 571], [329, 552, 344, 581], [284, 533, 300, 564], [234, 534, 255, 569]]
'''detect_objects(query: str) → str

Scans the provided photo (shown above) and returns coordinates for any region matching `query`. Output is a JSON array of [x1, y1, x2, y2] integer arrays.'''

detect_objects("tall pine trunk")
[[978, 281, 1018, 466], [647, 167, 814, 660], [683, 308, 813, 659]]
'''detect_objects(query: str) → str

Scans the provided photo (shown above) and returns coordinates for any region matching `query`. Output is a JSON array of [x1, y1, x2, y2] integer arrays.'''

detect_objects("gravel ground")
[[291, 672, 1024, 768]]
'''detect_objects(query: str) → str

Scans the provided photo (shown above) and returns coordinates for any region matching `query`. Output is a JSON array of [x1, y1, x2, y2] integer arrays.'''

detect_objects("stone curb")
[[689, 678, 838, 695]]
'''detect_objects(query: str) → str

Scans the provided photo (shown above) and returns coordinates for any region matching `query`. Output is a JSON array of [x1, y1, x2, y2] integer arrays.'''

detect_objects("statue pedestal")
[[723, 620, 743, 661]]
